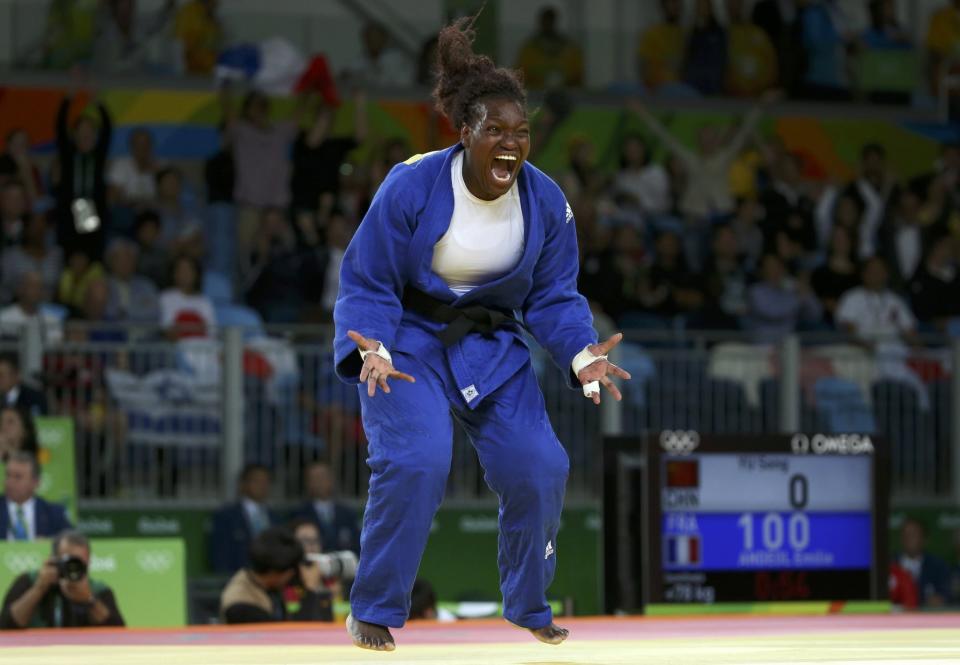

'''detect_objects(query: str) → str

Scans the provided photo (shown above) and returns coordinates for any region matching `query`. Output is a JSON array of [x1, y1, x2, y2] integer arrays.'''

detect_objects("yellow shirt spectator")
[[638, 23, 685, 89], [726, 23, 778, 96], [515, 36, 584, 89], [175, 0, 223, 75], [926, 4, 960, 58]]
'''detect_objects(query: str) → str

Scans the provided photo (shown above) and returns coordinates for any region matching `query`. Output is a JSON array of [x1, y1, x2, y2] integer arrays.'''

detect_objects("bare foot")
[[346, 613, 396, 651], [530, 622, 569, 645]]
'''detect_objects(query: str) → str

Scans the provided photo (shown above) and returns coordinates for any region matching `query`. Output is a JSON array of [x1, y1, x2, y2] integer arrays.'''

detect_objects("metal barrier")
[[11, 321, 960, 506]]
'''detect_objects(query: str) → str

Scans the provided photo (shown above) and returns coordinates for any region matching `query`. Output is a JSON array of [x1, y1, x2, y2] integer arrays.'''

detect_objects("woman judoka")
[[333, 18, 630, 651]]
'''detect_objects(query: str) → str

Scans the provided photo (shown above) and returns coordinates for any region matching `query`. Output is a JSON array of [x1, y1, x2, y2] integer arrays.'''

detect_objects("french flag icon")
[[666, 535, 701, 566]]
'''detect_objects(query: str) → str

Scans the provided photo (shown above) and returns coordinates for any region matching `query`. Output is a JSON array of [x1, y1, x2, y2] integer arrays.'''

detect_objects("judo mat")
[[1, 613, 959, 664]]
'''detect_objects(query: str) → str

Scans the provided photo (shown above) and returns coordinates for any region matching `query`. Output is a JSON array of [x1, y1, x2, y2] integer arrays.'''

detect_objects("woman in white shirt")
[[158, 255, 215, 339]]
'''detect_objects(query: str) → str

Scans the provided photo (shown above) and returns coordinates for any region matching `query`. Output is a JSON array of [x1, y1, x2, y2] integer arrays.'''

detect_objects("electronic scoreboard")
[[602, 432, 888, 612]]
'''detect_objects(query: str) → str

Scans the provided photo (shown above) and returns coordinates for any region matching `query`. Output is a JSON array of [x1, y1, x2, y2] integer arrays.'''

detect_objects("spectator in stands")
[[632, 93, 773, 220], [219, 526, 333, 623], [683, 0, 727, 96], [795, 0, 852, 101], [205, 124, 235, 206], [155, 166, 202, 253], [290, 89, 368, 241], [0, 452, 70, 539], [91, 0, 176, 74], [752, 0, 801, 93], [815, 187, 865, 255], [0, 354, 46, 417], [159, 255, 215, 339], [103, 238, 159, 323], [835, 256, 919, 348], [107, 127, 159, 211], [0, 272, 64, 345], [52, 91, 111, 258], [925, 0, 960, 98], [0, 214, 62, 304], [877, 185, 924, 290], [0, 529, 123, 628], [638, 0, 687, 93], [559, 137, 607, 202], [246, 208, 323, 324], [0, 181, 29, 249], [174, 0, 222, 75], [909, 235, 960, 329], [848, 143, 897, 258], [58, 248, 105, 314], [760, 150, 818, 254], [0, 129, 45, 207], [725, 0, 778, 97], [897, 517, 951, 607], [729, 197, 765, 270], [514, 6, 584, 90], [319, 211, 353, 320], [0, 408, 39, 463], [41, 0, 97, 70], [133, 210, 169, 288], [744, 253, 822, 340], [701, 224, 750, 329], [219, 85, 304, 272], [862, 0, 911, 50], [638, 230, 704, 321], [209, 464, 278, 574], [611, 134, 671, 220], [293, 462, 360, 554], [811, 225, 860, 324], [345, 20, 414, 87]]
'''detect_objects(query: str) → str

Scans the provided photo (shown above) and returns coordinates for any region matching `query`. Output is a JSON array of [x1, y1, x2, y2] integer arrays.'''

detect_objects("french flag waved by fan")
[[214, 38, 340, 105], [666, 535, 701, 567]]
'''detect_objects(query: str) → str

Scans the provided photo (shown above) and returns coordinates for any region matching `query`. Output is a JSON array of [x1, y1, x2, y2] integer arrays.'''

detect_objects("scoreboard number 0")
[[789, 474, 809, 510]]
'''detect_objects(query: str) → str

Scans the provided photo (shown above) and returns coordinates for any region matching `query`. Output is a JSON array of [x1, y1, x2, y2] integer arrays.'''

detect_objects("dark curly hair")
[[432, 16, 526, 130]]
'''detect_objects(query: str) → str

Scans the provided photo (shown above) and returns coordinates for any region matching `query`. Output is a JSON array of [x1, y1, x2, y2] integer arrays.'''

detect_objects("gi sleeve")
[[333, 170, 415, 382], [522, 197, 597, 389]]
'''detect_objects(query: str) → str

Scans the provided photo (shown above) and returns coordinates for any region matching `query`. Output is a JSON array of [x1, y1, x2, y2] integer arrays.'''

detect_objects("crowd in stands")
[[20, 0, 960, 105]]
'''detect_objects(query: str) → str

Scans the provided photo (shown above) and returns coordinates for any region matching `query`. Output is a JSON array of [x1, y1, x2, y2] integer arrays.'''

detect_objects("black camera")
[[57, 555, 88, 582]]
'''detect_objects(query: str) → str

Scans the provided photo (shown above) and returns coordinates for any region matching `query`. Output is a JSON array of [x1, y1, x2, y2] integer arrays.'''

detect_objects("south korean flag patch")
[[565, 201, 574, 224]]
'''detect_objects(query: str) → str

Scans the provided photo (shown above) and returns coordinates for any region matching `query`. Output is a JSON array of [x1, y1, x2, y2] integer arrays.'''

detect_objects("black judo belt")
[[402, 287, 524, 347]]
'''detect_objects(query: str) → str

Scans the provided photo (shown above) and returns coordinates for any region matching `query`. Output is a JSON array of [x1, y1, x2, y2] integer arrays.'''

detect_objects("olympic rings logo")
[[136, 550, 174, 573], [659, 430, 700, 455], [3, 552, 44, 573]]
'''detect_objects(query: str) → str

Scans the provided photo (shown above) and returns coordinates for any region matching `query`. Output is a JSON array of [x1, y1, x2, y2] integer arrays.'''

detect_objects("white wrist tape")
[[359, 342, 392, 365], [572, 345, 607, 397]]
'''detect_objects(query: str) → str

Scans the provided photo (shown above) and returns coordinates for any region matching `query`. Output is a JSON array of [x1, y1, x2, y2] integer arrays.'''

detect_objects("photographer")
[[0, 529, 124, 628], [220, 526, 334, 624]]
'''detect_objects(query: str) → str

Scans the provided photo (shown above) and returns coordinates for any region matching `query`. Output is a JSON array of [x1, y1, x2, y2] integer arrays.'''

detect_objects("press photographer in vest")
[[0, 529, 125, 628]]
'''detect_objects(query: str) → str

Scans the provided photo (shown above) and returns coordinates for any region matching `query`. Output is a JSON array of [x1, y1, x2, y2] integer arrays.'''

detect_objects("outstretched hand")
[[577, 333, 632, 405], [347, 330, 415, 397]]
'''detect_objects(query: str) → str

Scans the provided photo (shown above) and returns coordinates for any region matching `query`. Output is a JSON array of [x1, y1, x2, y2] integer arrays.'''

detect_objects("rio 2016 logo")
[[2, 551, 44, 573], [135, 550, 174, 574], [659, 430, 700, 455]]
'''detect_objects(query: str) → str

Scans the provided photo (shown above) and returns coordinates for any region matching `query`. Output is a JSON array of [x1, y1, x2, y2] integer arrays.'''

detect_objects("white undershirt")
[[431, 152, 524, 296]]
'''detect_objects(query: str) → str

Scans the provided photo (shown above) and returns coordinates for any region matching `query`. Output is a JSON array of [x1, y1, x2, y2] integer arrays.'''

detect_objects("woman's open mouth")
[[491, 153, 519, 184]]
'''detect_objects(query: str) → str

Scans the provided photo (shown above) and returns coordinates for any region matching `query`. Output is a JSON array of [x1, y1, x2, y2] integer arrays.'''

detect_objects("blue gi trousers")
[[349, 350, 570, 629]]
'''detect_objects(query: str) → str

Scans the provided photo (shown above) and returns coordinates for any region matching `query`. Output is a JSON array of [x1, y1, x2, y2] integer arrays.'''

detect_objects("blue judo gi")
[[333, 143, 597, 630]]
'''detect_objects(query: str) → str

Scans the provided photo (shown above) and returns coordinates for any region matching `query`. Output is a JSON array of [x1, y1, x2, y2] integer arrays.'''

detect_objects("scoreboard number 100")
[[737, 474, 810, 552]]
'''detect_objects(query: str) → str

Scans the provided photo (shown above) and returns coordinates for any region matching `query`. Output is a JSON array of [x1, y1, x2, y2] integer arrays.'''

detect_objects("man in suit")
[[1, 451, 71, 540], [293, 462, 359, 554], [0, 354, 46, 417], [208, 464, 277, 574]]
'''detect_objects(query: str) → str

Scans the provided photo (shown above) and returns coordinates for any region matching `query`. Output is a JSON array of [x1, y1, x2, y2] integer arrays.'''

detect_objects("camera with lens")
[[57, 555, 88, 582], [303, 551, 358, 580]]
